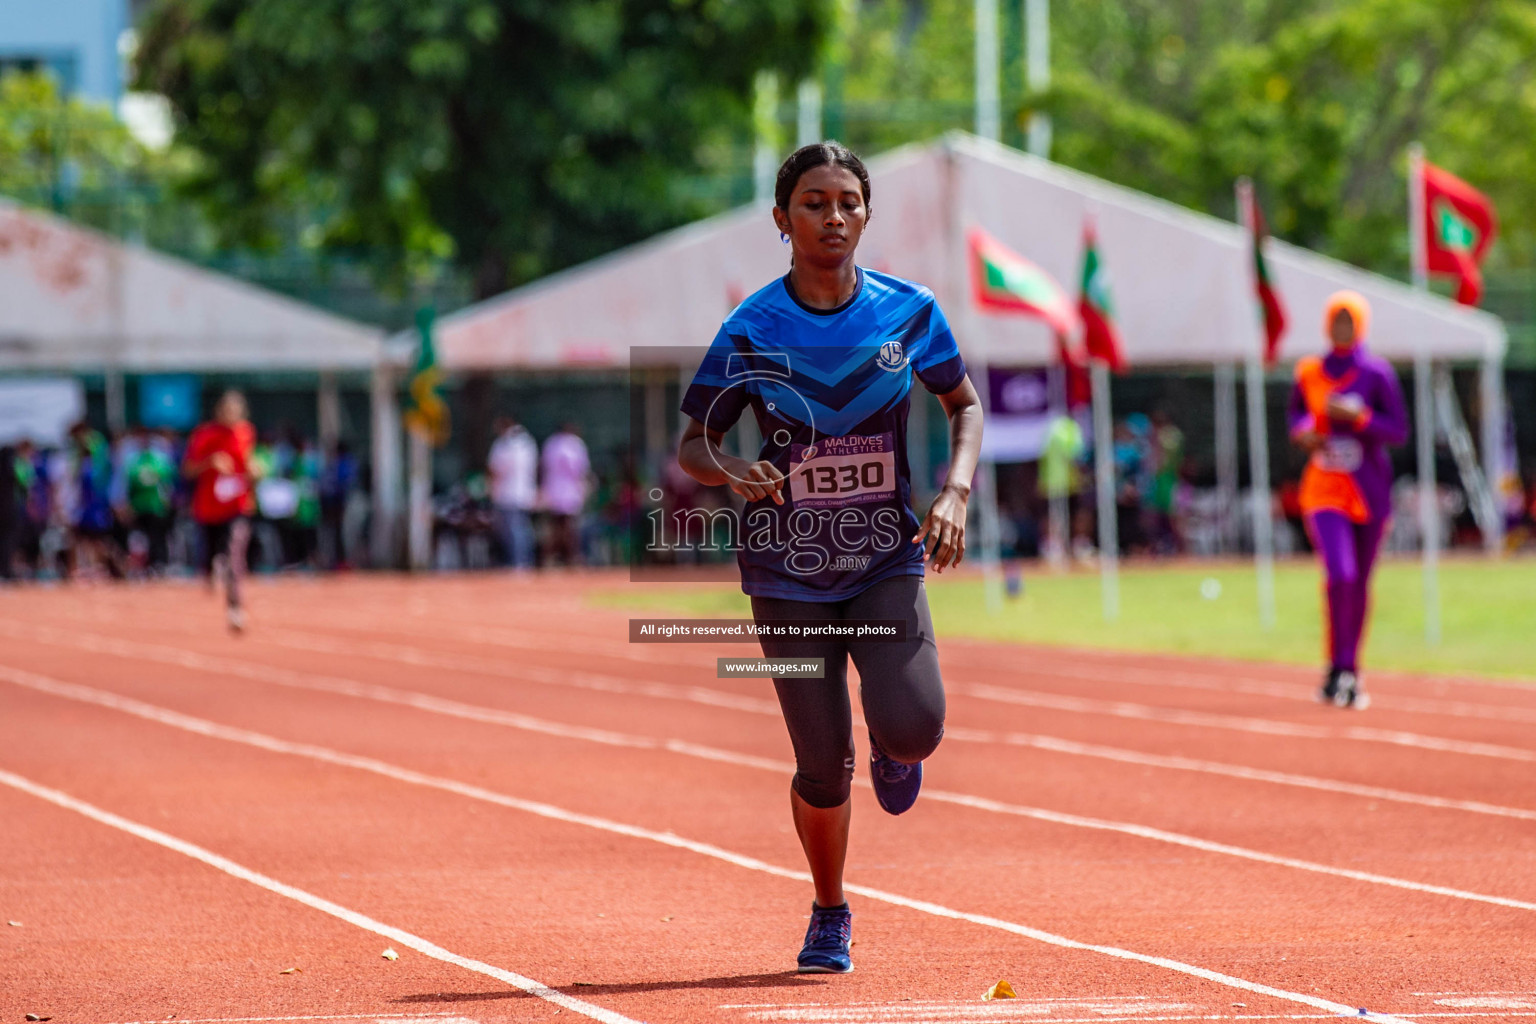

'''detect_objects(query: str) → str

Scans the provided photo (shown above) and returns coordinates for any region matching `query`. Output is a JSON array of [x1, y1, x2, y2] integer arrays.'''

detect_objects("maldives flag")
[[1077, 222, 1126, 371], [1421, 160, 1498, 306], [969, 227, 1080, 338], [1244, 188, 1287, 365]]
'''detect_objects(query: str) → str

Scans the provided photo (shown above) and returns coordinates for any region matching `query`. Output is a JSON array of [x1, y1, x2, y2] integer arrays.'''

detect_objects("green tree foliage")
[[0, 71, 170, 215], [833, 0, 1536, 275], [135, 0, 831, 296]]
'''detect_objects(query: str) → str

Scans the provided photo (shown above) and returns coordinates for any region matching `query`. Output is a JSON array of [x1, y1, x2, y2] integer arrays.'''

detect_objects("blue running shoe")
[[869, 734, 922, 815], [797, 902, 853, 974]]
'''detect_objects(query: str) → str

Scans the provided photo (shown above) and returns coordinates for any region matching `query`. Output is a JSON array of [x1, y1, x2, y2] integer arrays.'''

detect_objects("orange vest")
[[1294, 357, 1370, 523]]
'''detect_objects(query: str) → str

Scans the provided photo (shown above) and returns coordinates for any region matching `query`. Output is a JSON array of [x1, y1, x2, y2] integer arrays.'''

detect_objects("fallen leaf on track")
[[26, 1014, 52, 1021], [7, 920, 20, 927], [381, 948, 399, 961], [279, 967, 301, 975], [983, 980, 1017, 1001]]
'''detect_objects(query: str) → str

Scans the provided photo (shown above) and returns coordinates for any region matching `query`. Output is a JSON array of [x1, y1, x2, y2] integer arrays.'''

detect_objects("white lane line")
[[272, 612, 1536, 727], [257, 628, 1536, 764], [719, 1014, 1536, 1024], [943, 729, 1536, 823], [0, 678, 1414, 1024], [0, 768, 640, 1024], [946, 657, 1536, 726], [0, 619, 778, 717], [14, 617, 1535, 766], [104, 1017, 468, 1024], [8, 668, 1535, 920], [955, 683, 1536, 763], [6, 620, 1532, 824]]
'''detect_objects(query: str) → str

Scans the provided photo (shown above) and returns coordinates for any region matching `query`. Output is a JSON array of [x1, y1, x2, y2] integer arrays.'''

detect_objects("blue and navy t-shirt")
[[681, 267, 967, 601]]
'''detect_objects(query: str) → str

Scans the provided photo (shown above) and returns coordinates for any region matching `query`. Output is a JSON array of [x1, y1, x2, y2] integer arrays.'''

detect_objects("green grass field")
[[595, 556, 1536, 681]]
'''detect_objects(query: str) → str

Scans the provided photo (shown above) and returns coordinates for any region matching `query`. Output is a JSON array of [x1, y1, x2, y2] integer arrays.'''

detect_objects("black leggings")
[[750, 575, 945, 809]]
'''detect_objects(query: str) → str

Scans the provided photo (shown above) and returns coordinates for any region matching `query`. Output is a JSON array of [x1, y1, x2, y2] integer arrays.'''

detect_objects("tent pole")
[[1090, 359, 1118, 620], [370, 363, 402, 569], [1414, 352, 1441, 644], [318, 370, 340, 455], [407, 427, 432, 571], [1213, 361, 1239, 554], [1409, 141, 1441, 643], [1236, 179, 1276, 629], [1243, 352, 1276, 628], [104, 368, 126, 434], [1479, 350, 1506, 555]]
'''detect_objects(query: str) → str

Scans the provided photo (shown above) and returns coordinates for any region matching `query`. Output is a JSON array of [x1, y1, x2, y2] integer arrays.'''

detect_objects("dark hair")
[[774, 141, 871, 214]]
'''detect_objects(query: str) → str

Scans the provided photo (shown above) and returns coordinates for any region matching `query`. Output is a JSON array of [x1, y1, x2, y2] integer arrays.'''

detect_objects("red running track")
[[2, 572, 1534, 1024]]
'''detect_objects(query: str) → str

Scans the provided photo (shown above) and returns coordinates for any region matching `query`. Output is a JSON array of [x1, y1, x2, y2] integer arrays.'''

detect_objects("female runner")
[[677, 142, 984, 973], [1287, 291, 1408, 708]]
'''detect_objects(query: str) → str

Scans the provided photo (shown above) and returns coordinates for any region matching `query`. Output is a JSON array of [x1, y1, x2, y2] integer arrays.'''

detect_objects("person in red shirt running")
[[184, 390, 257, 631]]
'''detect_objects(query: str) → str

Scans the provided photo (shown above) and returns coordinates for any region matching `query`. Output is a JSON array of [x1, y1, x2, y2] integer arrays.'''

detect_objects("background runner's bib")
[[1314, 436, 1364, 473], [789, 433, 896, 508], [212, 473, 247, 503]]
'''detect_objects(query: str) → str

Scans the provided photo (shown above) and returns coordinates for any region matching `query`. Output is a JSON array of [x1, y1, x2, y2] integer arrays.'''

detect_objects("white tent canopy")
[[0, 199, 383, 372], [425, 133, 1503, 370]]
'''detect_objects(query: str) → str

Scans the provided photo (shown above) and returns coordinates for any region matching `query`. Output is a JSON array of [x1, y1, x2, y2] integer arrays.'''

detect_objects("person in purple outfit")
[[1287, 290, 1409, 709]]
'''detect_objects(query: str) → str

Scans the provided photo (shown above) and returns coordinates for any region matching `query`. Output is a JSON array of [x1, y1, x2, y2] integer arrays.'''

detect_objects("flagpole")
[[1407, 142, 1441, 645], [1236, 178, 1276, 630], [945, 145, 1005, 612], [1090, 357, 1118, 620], [975, 0, 1000, 141], [1025, 0, 1052, 158]]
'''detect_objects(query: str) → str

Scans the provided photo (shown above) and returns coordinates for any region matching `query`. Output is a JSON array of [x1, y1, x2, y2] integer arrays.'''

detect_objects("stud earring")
[[780, 232, 790, 244]]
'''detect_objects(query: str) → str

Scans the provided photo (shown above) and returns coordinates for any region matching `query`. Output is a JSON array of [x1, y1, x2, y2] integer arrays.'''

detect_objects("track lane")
[[3, 681, 1418, 1024], [3, 609, 1534, 905], [2, 646, 1533, 1014], [10, 605, 1531, 815]]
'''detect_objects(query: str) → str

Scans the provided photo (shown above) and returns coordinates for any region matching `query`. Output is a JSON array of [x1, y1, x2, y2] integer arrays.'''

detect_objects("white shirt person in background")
[[488, 416, 540, 569], [539, 421, 590, 567]]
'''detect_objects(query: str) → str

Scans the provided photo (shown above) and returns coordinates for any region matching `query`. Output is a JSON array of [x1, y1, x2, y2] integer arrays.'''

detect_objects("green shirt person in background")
[[1040, 414, 1085, 501]]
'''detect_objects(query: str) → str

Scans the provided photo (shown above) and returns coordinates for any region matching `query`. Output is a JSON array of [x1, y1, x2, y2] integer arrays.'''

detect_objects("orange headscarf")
[[1323, 290, 1370, 344]]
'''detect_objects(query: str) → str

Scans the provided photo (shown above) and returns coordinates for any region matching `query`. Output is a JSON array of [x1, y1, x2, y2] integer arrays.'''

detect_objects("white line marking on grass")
[[954, 683, 1536, 763], [9, 666, 1535, 914], [0, 768, 640, 1024], [7, 621, 1533, 824], [0, 668, 1488, 1024]]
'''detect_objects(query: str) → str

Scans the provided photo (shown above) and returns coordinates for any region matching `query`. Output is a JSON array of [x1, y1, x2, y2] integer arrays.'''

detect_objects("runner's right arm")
[[677, 417, 784, 504]]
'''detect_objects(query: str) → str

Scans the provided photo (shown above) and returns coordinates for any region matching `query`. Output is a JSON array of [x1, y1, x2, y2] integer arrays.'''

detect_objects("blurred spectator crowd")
[[0, 422, 366, 581]]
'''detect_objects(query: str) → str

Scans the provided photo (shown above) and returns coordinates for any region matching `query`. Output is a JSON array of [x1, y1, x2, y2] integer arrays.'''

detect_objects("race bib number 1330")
[[789, 433, 897, 508]]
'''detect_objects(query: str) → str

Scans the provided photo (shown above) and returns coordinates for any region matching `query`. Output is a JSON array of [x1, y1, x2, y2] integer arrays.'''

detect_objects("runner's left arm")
[[914, 376, 982, 572]]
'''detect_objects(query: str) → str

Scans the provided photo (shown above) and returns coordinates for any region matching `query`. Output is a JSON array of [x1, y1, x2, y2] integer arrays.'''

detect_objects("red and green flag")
[[1244, 187, 1288, 365], [969, 227, 1080, 338], [1420, 160, 1498, 306], [1077, 221, 1126, 371]]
